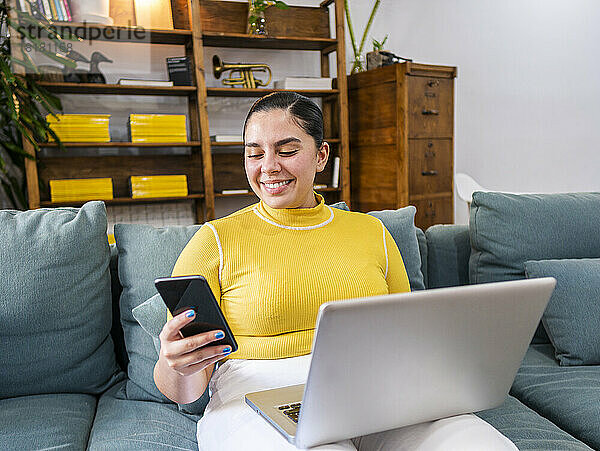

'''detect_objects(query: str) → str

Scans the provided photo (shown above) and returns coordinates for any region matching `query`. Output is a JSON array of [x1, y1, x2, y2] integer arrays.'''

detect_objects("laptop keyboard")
[[277, 402, 301, 423]]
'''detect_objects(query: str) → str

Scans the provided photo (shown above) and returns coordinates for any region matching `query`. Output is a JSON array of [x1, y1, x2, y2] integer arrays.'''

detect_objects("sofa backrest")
[[469, 191, 600, 343]]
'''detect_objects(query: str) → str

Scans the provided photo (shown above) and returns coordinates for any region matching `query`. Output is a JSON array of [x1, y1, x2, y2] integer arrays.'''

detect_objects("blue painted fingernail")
[[215, 331, 225, 339], [222, 347, 231, 354], [185, 310, 195, 318]]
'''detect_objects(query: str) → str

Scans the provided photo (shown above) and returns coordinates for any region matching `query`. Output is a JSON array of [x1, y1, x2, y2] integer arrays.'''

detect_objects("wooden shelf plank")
[[214, 186, 340, 198], [202, 32, 336, 51], [210, 138, 340, 146], [39, 22, 192, 44], [40, 193, 205, 207], [38, 82, 196, 96], [207, 88, 339, 97], [39, 141, 202, 148], [214, 191, 255, 197]]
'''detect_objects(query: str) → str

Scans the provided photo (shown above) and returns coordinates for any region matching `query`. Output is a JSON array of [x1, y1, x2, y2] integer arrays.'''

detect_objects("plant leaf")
[[358, 0, 381, 55], [344, 0, 359, 59]]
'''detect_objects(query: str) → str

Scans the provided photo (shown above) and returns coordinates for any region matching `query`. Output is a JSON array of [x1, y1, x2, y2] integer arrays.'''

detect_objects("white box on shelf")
[[274, 77, 333, 90]]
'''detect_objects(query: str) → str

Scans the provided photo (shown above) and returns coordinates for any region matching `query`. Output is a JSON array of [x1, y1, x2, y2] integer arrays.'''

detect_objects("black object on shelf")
[[167, 56, 193, 86]]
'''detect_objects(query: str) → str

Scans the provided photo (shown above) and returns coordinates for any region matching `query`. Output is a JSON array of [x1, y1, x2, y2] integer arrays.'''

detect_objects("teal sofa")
[[1, 192, 598, 450]]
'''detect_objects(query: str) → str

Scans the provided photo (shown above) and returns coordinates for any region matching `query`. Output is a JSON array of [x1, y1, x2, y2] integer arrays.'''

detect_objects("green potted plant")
[[246, 0, 289, 36], [0, 0, 75, 209], [366, 35, 387, 70]]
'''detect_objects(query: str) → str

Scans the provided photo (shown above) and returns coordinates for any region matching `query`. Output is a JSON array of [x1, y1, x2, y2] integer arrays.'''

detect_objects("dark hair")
[[242, 92, 324, 148]]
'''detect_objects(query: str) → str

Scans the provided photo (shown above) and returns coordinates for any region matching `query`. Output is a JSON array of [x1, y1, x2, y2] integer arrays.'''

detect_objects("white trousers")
[[196, 355, 517, 451]]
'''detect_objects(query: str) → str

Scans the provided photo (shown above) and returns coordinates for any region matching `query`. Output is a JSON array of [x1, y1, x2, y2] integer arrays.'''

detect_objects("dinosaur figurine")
[[86, 51, 113, 84], [62, 50, 90, 83]]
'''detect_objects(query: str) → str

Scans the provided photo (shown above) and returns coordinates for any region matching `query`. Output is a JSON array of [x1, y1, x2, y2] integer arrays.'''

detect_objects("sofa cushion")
[[368, 206, 425, 291], [525, 259, 600, 365], [330, 201, 349, 211], [0, 201, 123, 398], [0, 393, 97, 450], [469, 192, 600, 342], [425, 225, 470, 289], [476, 395, 592, 450], [87, 380, 199, 450], [510, 344, 600, 449], [114, 222, 208, 415]]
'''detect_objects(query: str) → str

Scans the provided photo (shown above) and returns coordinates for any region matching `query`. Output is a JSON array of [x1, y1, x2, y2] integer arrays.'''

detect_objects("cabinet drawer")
[[411, 196, 453, 230], [409, 139, 452, 195], [408, 77, 453, 138]]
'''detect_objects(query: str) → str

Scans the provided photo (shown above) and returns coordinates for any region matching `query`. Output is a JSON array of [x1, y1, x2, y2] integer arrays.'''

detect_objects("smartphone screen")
[[155, 275, 238, 351]]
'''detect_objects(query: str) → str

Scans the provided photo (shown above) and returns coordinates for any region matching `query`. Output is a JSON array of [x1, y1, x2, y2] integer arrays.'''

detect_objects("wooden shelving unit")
[[20, 0, 350, 219]]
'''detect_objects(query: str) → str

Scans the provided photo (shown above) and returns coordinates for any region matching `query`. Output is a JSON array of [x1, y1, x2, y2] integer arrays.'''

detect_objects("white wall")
[[36, 1, 600, 221]]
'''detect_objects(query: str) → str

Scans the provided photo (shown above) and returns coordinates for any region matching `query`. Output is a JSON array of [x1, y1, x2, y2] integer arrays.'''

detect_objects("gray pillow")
[[113, 222, 209, 415], [368, 206, 425, 291], [0, 201, 123, 398], [525, 259, 600, 365], [469, 191, 600, 343]]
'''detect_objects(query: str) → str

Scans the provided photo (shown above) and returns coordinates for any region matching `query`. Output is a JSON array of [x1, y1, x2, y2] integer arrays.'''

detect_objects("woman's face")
[[244, 109, 329, 209]]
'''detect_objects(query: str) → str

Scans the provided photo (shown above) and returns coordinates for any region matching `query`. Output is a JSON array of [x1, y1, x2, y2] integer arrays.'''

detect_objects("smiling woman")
[[243, 92, 330, 209], [150, 92, 517, 450]]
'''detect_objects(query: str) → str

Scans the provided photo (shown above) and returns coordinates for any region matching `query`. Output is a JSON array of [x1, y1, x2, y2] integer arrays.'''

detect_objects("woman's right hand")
[[158, 309, 232, 377]]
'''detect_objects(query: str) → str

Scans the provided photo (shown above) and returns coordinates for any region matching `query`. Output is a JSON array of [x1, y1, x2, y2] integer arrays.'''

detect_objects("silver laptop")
[[245, 277, 556, 449]]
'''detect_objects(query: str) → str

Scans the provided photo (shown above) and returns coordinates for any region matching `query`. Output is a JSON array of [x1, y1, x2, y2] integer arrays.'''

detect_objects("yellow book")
[[48, 114, 111, 142], [50, 178, 114, 202], [130, 175, 188, 198], [129, 114, 187, 143], [47, 114, 111, 123], [130, 135, 186, 143]]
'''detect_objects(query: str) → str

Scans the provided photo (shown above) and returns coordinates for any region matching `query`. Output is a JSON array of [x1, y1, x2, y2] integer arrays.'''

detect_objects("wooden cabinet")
[[348, 62, 457, 230], [19, 0, 350, 221]]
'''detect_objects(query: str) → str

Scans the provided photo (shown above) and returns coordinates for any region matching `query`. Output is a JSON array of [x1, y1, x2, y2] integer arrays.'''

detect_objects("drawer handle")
[[422, 109, 439, 115], [427, 80, 439, 87], [425, 150, 436, 158], [422, 170, 438, 176], [424, 92, 437, 98]]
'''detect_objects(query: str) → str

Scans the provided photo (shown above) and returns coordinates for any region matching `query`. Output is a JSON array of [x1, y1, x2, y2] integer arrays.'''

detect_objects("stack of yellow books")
[[130, 175, 188, 198], [129, 114, 187, 143], [47, 114, 111, 142], [49, 178, 114, 202]]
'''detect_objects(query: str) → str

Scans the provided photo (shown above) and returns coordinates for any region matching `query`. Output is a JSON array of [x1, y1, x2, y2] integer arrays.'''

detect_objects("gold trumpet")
[[212, 55, 272, 89]]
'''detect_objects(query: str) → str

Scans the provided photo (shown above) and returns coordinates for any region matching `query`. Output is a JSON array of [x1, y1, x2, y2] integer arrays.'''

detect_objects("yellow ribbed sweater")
[[172, 194, 411, 360]]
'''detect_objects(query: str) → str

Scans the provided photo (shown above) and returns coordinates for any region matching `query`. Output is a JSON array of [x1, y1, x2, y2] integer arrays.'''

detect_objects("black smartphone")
[[154, 275, 238, 352]]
